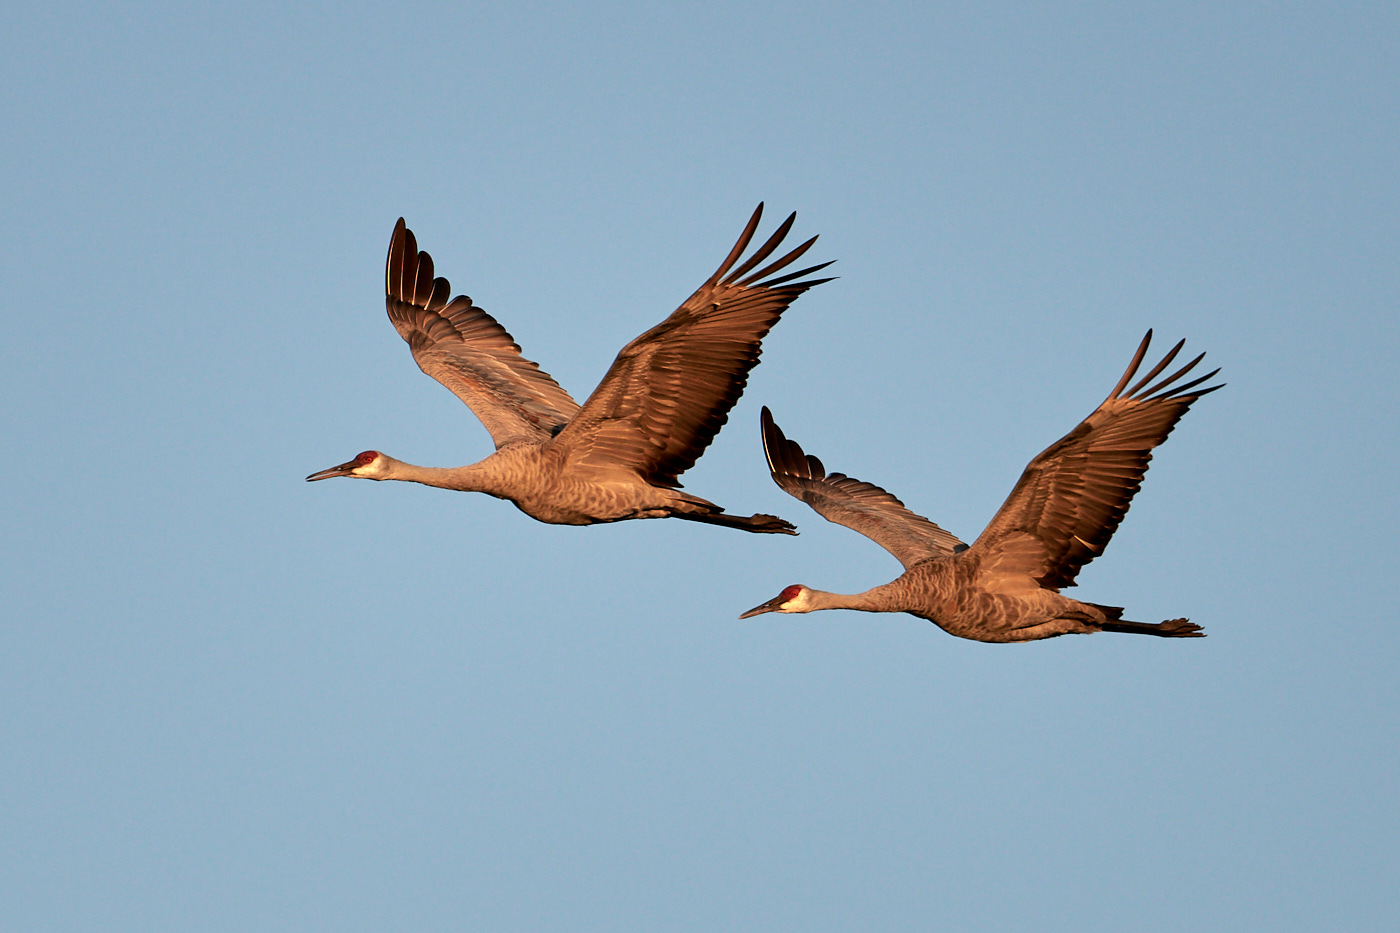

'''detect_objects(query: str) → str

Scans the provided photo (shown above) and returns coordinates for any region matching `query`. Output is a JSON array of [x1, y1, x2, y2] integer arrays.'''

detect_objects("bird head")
[[739, 584, 812, 619], [306, 450, 387, 481]]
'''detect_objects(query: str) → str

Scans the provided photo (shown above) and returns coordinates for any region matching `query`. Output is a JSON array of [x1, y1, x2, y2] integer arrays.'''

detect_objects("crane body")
[[742, 332, 1221, 641], [310, 445, 763, 527], [309, 205, 832, 534]]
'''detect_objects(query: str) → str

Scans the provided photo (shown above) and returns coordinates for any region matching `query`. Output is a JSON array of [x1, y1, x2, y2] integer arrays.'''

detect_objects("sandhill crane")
[[741, 332, 1222, 640], [308, 206, 832, 533]]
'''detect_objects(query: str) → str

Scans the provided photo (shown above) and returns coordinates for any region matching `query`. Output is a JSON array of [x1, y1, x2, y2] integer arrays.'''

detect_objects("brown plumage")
[[309, 206, 833, 533], [741, 332, 1222, 640]]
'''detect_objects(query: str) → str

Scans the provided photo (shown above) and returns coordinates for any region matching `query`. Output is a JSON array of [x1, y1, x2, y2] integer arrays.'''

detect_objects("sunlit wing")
[[761, 407, 966, 569], [555, 204, 834, 486], [970, 330, 1223, 589], [384, 219, 581, 448]]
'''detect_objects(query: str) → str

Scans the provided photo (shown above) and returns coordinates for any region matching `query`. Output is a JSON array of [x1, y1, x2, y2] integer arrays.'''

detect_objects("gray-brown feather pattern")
[[557, 205, 834, 486], [972, 331, 1222, 589], [384, 219, 581, 448], [761, 407, 965, 569]]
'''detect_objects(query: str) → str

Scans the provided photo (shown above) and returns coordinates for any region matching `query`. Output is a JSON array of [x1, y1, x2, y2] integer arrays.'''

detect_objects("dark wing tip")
[[1107, 330, 1154, 400], [1108, 330, 1226, 404], [760, 408, 826, 486], [386, 218, 459, 312], [386, 219, 408, 300], [707, 205, 831, 292], [707, 205, 767, 286], [724, 210, 799, 284]]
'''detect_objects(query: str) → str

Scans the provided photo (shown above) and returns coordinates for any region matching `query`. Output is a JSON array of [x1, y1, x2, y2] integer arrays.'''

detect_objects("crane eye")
[[355, 451, 378, 465], [780, 585, 803, 600]]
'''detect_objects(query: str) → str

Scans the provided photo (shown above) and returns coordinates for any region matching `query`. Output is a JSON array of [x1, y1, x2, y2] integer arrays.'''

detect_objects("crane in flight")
[[741, 332, 1221, 639], [309, 206, 832, 533]]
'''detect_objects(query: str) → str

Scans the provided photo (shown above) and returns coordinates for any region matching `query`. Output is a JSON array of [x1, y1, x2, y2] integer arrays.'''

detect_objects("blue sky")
[[3, 2, 1397, 930]]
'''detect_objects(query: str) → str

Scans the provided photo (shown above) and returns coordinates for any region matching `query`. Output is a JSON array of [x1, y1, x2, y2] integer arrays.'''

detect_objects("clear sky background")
[[3, 2, 1396, 930]]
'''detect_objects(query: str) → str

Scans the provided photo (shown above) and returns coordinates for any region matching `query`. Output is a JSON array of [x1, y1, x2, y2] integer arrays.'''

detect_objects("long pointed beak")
[[739, 596, 786, 619], [306, 459, 359, 482]]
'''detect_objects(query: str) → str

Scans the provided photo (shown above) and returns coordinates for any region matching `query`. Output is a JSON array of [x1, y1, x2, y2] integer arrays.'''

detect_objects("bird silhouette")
[[742, 332, 1221, 640], [309, 206, 832, 533]]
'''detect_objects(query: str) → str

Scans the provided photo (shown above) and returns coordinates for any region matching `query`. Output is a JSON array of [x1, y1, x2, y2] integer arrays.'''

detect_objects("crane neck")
[[375, 455, 503, 495], [803, 583, 908, 614]]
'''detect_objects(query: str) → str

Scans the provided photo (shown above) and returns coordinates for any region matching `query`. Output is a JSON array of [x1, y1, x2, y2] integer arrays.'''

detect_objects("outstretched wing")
[[384, 219, 581, 448], [762, 407, 966, 569], [554, 205, 834, 486], [971, 331, 1223, 589]]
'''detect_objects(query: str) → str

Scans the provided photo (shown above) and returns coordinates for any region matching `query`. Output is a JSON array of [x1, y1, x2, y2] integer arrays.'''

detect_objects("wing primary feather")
[[761, 406, 823, 479], [756, 261, 837, 289], [724, 211, 797, 284], [429, 277, 450, 309], [704, 203, 764, 287], [1148, 370, 1224, 401], [387, 219, 406, 297], [412, 249, 436, 305], [1107, 329, 1153, 399], [1138, 352, 1206, 398], [1124, 338, 1186, 397], [760, 405, 786, 470], [738, 235, 819, 286], [399, 227, 419, 299]]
